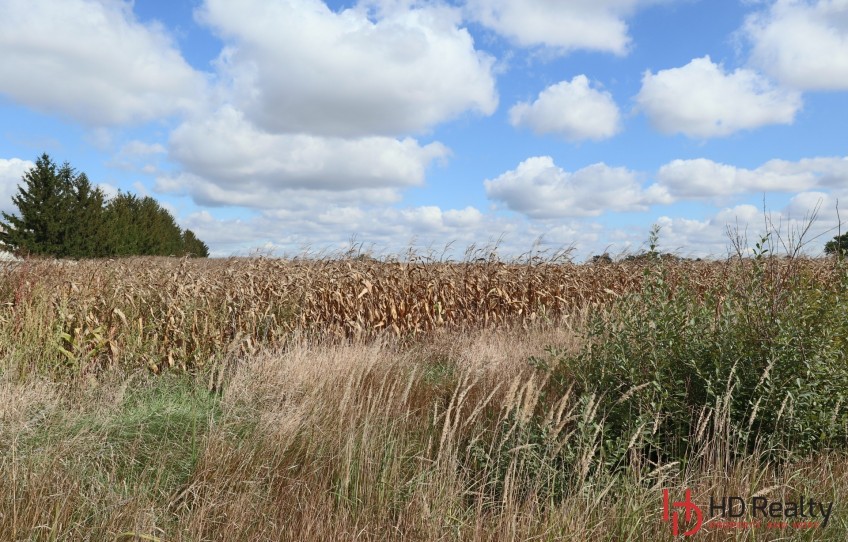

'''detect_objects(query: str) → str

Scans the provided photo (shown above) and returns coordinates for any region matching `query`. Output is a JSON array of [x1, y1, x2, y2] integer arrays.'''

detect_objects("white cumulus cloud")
[[745, 0, 848, 90], [163, 107, 449, 208], [181, 203, 505, 257], [197, 0, 498, 137], [484, 156, 661, 219], [653, 155, 848, 202], [649, 196, 841, 258], [0, 158, 35, 215], [636, 55, 802, 138], [650, 205, 763, 257], [0, 0, 206, 126], [465, 0, 666, 55], [509, 75, 621, 141], [119, 141, 167, 157]]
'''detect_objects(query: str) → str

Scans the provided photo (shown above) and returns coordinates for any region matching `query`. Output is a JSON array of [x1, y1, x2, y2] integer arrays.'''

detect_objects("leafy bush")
[[558, 247, 848, 468]]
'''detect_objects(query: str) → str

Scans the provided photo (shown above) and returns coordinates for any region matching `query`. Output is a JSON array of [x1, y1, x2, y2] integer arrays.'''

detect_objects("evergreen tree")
[[182, 229, 210, 257], [102, 192, 140, 256], [137, 196, 184, 255], [0, 154, 71, 256], [103, 193, 193, 257], [2, 154, 210, 259], [62, 171, 108, 258]]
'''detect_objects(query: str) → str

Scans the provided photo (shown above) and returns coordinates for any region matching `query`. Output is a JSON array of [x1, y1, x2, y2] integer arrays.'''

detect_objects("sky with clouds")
[[1, 0, 847, 259]]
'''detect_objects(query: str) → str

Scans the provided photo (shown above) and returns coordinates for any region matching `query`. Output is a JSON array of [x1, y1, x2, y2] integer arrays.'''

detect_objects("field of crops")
[[2, 254, 847, 540], [0, 254, 839, 375]]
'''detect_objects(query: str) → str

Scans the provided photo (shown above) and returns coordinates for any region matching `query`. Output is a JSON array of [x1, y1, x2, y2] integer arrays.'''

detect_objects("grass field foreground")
[[1, 248, 847, 540]]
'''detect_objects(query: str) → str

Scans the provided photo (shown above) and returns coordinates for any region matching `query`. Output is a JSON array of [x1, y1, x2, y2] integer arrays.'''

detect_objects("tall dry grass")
[[2, 250, 847, 540], [2, 324, 845, 540]]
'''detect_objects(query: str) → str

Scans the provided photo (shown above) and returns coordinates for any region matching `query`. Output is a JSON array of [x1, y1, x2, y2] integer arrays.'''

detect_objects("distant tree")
[[825, 233, 848, 257], [182, 229, 209, 257], [134, 195, 183, 256], [0, 154, 73, 256], [101, 191, 140, 256], [1, 154, 210, 259], [103, 193, 192, 257], [63, 171, 108, 258]]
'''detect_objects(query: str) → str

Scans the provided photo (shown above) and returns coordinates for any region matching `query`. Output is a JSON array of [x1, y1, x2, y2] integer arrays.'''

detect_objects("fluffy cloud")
[[0, 158, 35, 214], [197, 0, 497, 137], [649, 205, 764, 257], [745, 0, 848, 90], [509, 76, 621, 141], [119, 141, 167, 157], [484, 156, 663, 219], [180, 202, 606, 260], [108, 141, 168, 172], [649, 195, 841, 258], [636, 56, 802, 137], [183, 194, 842, 260], [465, 0, 664, 55], [781, 191, 848, 246], [0, 0, 205, 125], [784, 191, 839, 219], [163, 107, 449, 207], [181, 204, 506, 257], [653, 156, 848, 201]]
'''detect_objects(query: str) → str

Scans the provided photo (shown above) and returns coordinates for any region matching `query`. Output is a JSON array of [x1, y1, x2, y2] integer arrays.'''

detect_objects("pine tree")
[[2, 153, 210, 259], [102, 192, 140, 256], [182, 229, 210, 257], [137, 196, 183, 256], [0, 154, 71, 256], [103, 193, 196, 257], [62, 171, 108, 258]]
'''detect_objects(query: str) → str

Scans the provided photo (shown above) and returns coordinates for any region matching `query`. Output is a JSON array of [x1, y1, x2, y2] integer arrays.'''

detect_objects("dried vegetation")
[[1, 251, 847, 540], [0, 255, 839, 376]]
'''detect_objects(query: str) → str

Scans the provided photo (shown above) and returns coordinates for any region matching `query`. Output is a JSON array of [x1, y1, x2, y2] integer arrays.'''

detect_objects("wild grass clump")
[[544, 240, 848, 475]]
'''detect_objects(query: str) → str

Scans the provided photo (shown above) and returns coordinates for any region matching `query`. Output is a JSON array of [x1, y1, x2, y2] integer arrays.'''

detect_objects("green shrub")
[[552, 250, 848, 470]]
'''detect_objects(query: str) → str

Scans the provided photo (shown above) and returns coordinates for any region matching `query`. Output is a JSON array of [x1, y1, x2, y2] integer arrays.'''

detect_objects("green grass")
[[104, 374, 221, 493]]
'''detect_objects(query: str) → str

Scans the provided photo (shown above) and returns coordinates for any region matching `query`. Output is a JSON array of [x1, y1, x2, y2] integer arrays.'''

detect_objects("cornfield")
[[0, 254, 839, 375]]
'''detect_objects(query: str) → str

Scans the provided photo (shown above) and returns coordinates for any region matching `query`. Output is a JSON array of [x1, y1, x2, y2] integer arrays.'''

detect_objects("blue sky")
[[1, 0, 847, 259]]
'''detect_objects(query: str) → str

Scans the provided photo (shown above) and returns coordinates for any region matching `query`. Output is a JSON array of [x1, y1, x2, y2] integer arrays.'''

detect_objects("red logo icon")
[[664, 489, 704, 536]]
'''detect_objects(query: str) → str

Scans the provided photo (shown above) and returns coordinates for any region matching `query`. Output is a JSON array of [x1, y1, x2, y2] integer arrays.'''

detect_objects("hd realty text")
[[710, 495, 834, 527]]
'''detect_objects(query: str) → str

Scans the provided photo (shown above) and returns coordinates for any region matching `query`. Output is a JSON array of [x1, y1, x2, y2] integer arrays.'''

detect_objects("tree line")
[[0, 154, 209, 258]]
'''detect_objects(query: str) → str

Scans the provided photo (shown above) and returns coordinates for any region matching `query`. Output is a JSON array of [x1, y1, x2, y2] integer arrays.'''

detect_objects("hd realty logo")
[[663, 489, 703, 536], [662, 489, 834, 536]]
